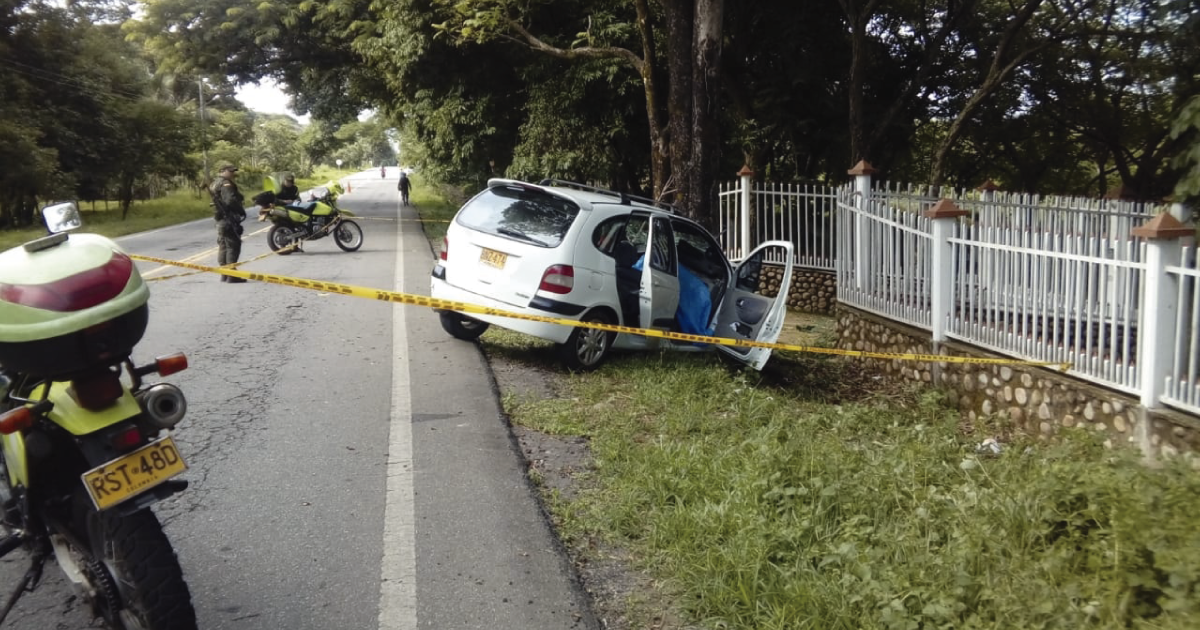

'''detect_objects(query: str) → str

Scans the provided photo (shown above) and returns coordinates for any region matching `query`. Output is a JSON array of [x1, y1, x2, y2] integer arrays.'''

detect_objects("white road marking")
[[378, 196, 418, 629]]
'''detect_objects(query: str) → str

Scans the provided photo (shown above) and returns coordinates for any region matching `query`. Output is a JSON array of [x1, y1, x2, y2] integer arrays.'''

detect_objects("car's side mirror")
[[42, 202, 83, 234]]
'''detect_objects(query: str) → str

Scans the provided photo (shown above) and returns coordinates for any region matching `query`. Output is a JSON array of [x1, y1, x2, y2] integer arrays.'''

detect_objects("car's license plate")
[[480, 248, 508, 269], [82, 436, 187, 510]]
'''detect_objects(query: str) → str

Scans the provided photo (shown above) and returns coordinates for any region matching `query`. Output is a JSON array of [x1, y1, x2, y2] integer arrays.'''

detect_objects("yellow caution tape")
[[126, 254, 1072, 371], [353, 217, 450, 223]]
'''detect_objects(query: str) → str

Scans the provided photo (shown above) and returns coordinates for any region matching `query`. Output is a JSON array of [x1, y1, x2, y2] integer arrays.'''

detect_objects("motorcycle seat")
[[286, 201, 319, 215]]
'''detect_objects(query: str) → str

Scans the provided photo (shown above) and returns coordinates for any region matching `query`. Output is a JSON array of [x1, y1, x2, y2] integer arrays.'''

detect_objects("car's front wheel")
[[557, 311, 616, 371], [439, 311, 490, 340]]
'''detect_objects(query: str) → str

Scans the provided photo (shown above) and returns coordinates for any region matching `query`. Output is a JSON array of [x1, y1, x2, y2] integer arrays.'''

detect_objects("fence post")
[[848, 161, 877, 289], [1132, 212, 1191, 458], [738, 165, 754, 260], [924, 200, 969, 346]]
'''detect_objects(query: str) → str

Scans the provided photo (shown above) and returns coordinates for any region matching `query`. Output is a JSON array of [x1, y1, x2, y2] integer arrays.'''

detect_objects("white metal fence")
[[836, 184, 933, 329], [945, 194, 1149, 394], [718, 178, 837, 268], [1162, 246, 1200, 415], [720, 172, 1198, 416]]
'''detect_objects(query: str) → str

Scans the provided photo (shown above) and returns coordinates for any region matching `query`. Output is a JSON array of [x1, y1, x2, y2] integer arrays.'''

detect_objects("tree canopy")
[[4, 0, 1197, 228]]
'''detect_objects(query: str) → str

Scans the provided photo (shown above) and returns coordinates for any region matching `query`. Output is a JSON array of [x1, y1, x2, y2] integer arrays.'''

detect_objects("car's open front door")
[[636, 213, 680, 340], [713, 241, 794, 370]]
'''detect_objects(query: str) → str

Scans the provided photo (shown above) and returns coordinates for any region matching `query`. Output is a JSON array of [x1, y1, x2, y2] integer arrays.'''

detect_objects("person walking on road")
[[209, 164, 248, 283], [397, 171, 411, 206], [381, 165, 386, 179]]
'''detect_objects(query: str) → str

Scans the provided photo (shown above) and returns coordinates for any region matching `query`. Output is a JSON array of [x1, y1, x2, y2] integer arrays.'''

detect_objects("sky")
[[234, 79, 311, 125], [235, 78, 377, 125]]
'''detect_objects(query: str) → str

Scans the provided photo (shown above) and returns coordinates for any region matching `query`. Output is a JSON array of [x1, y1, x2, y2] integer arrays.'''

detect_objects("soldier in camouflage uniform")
[[210, 164, 248, 283]]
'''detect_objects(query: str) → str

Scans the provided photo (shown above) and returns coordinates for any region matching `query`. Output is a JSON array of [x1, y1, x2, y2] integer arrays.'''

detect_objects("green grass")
[[502, 354, 1200, 630], [405, 175, 462, 245], [0, 167, 359, 251]]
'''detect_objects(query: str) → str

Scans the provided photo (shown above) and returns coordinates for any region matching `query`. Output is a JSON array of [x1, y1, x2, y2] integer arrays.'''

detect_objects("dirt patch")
[[485, 347, 696, 630]]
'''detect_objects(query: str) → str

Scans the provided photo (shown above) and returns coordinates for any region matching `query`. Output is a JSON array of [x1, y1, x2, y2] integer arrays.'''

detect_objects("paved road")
[[0, 173, 595, 629]]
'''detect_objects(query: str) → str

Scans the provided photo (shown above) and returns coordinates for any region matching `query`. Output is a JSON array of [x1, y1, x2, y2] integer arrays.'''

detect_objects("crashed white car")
[[430, 178, 793, 370]]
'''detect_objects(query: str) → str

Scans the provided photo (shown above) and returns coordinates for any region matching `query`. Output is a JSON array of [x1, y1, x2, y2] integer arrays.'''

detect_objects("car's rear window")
[[455, 186, 581, 248]]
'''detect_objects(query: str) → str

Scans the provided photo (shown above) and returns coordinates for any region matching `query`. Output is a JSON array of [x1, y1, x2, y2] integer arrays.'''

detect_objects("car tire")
[[557, 311, 616, 371], [439, 311, 489, 341]]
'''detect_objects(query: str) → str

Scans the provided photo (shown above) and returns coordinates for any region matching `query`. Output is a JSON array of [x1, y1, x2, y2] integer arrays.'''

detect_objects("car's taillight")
[[538, 265, 574, 294], [440, 236, 448, 261], [0, 252, 132, 312], [71, 369, 124, 411]]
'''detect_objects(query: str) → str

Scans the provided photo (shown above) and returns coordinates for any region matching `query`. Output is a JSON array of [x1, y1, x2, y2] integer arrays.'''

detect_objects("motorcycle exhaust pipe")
[[136, 383, 188, 429]]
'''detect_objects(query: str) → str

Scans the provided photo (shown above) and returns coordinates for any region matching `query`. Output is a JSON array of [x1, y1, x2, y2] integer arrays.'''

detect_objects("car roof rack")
[[536, 179, 678, 214]]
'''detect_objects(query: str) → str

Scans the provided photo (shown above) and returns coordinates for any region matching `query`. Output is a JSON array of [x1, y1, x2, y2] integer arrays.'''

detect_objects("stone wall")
[[759, 264, 836, 314], [837, 304, 1200, 460]]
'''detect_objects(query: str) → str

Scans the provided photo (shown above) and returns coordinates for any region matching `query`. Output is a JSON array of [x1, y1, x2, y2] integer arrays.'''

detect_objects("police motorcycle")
[[0, 203, 197, 629], [255, 176, 364, 255]]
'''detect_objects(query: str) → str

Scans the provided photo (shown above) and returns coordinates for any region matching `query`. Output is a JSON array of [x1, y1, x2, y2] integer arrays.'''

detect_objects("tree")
[[1172, 96, 1200, 204], [428, 0, 727, 226], [108, 100, 193, 217], [0, 0, 197, 224]]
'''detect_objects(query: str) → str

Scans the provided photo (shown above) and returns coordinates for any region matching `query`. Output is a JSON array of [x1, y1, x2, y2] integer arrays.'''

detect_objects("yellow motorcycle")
[[256, 178, 363, 255], [0, 203, 197, 629]]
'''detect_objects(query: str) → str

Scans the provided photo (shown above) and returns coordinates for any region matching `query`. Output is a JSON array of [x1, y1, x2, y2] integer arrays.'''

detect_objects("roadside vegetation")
[[486, 330, 1200, 629], [410, 187, 1200, 629]]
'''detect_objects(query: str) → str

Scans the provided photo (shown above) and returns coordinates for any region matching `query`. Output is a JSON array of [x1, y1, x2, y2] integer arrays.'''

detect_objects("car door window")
[[648, 217, 676, 274], [671, 221, 725, 279], [593, 218, 627, 255], [598, 215, 650, 269]]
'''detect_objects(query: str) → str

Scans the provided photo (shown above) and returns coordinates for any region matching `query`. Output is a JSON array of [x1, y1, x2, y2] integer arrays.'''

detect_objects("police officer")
[[210, 164, 248, 283], [278, 175, 300, 205]]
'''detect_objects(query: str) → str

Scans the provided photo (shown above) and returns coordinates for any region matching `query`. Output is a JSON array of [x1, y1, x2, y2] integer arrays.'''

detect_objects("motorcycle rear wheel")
[[268, 224, 299, 255], [73, 504, 196, 628], [334, 220, 364, 252]]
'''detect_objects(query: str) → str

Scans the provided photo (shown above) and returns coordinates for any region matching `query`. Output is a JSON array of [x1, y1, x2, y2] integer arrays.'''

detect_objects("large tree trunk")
[[838, 0, 880, 164], [634, 0, 669, 199], [661, 0, 695, 209], [688, 0, 724, 232], [659, 0, 724, 229]]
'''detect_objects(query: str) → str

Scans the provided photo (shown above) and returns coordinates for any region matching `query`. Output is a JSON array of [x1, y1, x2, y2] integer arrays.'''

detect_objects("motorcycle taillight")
[[0, 252, 132, 312], [70, 369, 124, 411], [111, 425, 144, 452]]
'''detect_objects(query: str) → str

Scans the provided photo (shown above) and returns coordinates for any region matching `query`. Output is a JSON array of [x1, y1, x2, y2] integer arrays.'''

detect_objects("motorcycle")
[[256, 177, 364, 255], [0, 202, 197, 629]]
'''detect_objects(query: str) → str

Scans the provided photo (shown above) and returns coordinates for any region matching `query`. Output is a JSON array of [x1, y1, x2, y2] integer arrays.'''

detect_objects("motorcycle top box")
[[0, 232, 149, 378]]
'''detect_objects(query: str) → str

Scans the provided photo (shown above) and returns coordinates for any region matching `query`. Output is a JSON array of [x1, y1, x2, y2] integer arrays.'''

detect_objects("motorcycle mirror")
[[41, 201, 83, 234]]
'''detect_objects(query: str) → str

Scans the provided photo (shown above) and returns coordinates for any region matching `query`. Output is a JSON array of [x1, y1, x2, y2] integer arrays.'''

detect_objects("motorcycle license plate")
[[81, 436, 187, 511], [480, 248, 507, 269]]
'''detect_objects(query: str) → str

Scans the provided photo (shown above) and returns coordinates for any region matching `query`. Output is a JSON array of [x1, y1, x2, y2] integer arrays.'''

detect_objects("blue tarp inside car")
[[634, 257, 714, 336]]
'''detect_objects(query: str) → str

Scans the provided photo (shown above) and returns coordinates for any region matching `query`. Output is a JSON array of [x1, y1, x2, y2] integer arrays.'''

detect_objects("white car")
[[430, 179, 794, 370]]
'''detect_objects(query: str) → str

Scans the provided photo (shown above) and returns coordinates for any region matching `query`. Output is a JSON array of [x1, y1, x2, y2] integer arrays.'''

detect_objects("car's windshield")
[[456, 186, 580, 248]]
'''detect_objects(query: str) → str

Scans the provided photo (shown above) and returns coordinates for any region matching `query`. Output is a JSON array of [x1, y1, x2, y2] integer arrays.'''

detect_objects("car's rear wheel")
[[557, 311, 615, 371], [439, 311, 490, 340]]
